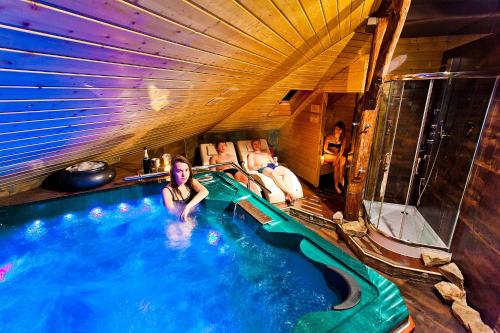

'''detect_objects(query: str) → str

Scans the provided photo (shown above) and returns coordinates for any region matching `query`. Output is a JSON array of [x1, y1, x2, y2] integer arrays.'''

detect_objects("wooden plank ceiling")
[[0, 0, 381, 192], [387, 34, 488, 75], [212, 31, 372, 131]]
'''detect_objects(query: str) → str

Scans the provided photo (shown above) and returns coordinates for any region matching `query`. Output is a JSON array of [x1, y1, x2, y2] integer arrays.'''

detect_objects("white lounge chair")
[[235, 139, 303, 203], [199, 142, 262, 197]]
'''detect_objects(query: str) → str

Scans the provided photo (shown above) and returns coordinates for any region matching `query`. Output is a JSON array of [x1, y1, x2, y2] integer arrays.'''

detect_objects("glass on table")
[[151, 158, 160, 173]]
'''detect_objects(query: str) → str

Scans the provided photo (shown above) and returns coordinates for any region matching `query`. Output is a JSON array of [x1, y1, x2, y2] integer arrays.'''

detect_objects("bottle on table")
[[143, 147, 152, 174]]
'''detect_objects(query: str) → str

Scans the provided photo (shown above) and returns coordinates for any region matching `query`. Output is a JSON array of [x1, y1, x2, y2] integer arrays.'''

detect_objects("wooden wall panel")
[[451, 85, 499, 330], [0, 0, 380, 195], [2, 1, 279, 70], [0, 27, 265, 77], [389, 35, 487, 75], [323, 93, 357, 149], [442, 34, 500, 330], [279, 94, 325, 186]]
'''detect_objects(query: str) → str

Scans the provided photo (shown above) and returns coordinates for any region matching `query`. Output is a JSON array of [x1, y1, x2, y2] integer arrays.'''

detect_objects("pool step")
[[237, 199, 272, 225], [284, 193, 337, 228], [286, 206, 337, 231]]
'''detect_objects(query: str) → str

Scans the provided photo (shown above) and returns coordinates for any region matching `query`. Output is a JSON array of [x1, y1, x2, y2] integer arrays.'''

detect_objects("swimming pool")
[[0, 173, 411, 332]]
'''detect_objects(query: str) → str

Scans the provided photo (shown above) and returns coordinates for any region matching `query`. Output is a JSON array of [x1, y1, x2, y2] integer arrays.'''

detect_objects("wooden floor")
[[291, 182, 465, 333], [285, 179, 443, 283], [0, 164, 465, 332], [299, 222, 465, 332]]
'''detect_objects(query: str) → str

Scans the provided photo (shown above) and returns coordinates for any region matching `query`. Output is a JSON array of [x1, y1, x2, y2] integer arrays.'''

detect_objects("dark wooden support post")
[[344, 0, 411, 221]]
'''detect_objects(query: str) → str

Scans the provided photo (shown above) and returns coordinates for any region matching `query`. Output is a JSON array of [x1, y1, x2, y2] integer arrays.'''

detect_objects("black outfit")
[[166, 186, 196, 207], [223, 168, 239, 177], [326, 141, 342, 154], [328, 142, 342, 149]]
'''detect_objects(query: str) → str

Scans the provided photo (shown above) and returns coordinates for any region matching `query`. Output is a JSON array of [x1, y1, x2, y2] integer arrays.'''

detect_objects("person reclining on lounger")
[[246, 139, 297, 202], [210, 141, 260, 195]]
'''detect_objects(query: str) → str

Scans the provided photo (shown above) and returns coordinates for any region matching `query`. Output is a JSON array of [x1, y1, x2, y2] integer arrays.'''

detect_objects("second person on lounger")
[[246, 139, 297, 203], [210, 141, 261, 195]]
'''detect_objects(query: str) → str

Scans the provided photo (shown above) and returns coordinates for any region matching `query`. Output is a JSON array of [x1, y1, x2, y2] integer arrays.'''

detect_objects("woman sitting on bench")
[[323, 121, 347, 194]]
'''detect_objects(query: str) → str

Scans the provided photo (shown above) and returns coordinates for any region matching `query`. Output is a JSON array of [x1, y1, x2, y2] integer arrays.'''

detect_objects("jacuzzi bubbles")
[[118, 203, 130, 213], [207, 230, 221, 246], [89, 207, 104, 219], [25, 220, 46, 240]]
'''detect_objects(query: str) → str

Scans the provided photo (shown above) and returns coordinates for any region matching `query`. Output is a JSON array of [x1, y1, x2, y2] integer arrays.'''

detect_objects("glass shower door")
[[415, 77, 497, 247], [364, 75, 497, 249], [364, 81, 403, 229], [364, 79, 434, 242]]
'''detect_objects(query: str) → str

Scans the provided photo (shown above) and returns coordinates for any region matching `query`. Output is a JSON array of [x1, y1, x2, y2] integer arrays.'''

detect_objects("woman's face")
[[334, 126, 343, 137], [173, 161, 190, 185]]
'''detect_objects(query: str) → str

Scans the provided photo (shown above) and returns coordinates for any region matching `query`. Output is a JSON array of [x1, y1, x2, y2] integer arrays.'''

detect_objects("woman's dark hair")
[[170, 155, 194, 194], [335, 121, 346, 142]]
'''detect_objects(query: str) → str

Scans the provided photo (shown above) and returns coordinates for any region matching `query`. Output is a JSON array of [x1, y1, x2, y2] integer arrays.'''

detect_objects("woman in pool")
[[323, 121, 347, 194], [162, 155, 209, 221]]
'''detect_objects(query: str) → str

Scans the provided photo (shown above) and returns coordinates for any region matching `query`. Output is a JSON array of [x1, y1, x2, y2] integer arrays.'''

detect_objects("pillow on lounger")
[[245, 142, 254, 152], [206, 144, 217, 156]]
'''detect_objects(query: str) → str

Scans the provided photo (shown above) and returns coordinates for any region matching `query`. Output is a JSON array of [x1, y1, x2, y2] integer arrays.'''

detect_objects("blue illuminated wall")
[[0, 0, 375, 195]]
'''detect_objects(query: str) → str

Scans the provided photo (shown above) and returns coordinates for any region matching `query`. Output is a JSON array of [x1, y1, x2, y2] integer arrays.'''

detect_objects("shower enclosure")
[[364, 73, 498, 248]]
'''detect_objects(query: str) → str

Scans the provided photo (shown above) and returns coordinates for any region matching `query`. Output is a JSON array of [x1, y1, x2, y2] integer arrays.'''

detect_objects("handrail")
[[193, 162, 271, 194], [385, 71, 499, 82], [123, 171, 169, 181], [123, 161, 271, 194]]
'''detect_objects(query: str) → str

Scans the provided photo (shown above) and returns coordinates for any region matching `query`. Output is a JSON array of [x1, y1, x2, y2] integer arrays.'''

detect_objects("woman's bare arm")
[[339, 139, 346, 157], [180, 179, 209, 221], [162, 186, 177, 215]]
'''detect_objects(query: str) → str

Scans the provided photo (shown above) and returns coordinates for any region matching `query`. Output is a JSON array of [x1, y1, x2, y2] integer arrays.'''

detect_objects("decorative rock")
[[452, 301, 480, 327], [468, 321, 494, 333], [421, 249, 452, 267], [439, 262, 464, 290], [451, 301, 493, 333], [332, 211, 343, 224], [341, 220, 367, 237], [434, 281, 466, 304]]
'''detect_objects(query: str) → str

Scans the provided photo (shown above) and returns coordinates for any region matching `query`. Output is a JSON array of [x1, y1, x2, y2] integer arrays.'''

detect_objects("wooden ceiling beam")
[[344, 0, 411, 221], [365, 18, 388, 91]]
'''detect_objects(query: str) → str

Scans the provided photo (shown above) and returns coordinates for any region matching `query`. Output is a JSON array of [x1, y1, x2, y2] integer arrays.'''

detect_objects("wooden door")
[[278, 94, 326, 186]]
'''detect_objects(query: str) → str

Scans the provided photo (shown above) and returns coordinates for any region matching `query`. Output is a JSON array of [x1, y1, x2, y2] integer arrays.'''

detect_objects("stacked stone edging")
[[422, 251, 494, 333]]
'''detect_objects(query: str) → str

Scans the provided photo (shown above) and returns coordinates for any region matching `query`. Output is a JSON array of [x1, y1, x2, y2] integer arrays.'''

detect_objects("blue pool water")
[[0, 189, 341, 332]]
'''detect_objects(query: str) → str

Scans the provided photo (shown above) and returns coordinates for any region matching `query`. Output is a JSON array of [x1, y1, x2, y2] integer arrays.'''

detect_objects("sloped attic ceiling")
[[0, 0, 382, 191], [212, 31, 372, 131]]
